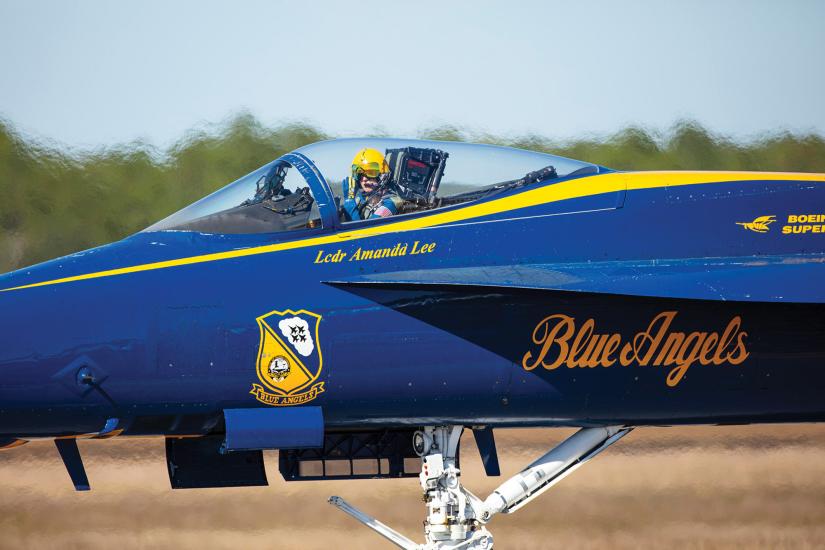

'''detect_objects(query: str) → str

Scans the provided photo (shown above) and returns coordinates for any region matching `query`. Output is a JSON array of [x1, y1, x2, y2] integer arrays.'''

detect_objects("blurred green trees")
[[1, 115, 824, 273]]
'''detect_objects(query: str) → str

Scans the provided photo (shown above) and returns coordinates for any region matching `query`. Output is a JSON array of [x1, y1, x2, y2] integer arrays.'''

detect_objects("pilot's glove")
[[343, 194, 365, 221]]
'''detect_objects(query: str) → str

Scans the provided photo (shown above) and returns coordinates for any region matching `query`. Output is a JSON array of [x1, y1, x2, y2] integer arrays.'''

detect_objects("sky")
[[0, 0, 823, 149]]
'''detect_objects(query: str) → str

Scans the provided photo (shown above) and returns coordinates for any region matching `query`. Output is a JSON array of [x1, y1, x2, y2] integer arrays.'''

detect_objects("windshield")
[[145, 160, 322, 233]]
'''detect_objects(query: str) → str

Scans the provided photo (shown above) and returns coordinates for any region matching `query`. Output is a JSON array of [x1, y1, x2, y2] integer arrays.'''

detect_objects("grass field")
[[2, 424, 824, 549]]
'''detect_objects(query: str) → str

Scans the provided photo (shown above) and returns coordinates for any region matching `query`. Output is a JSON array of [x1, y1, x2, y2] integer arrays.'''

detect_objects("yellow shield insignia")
[[250, 309, 325, 406]]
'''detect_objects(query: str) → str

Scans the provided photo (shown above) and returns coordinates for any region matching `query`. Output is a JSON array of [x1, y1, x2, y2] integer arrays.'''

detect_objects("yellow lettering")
[[727, 330, 750, 364], [581, 334, 610, 368], [619, 342, 634, 366], [410, 241, 437, 255], [314, 249, 346, 263], [632, 311, 676, 365], [714, 316, 742, 365], [655, 332, 685, 366], [567, 319, 595, 368], [699, 333, 718, 365], [522, 314, 575, 371], [523, 311, 750, 387], [665, 332, 707, 387], [601, 334, 622, 366]]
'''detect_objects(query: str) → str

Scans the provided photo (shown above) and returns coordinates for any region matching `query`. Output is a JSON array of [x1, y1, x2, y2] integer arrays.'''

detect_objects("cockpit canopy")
[[145, 138, 601, 234]]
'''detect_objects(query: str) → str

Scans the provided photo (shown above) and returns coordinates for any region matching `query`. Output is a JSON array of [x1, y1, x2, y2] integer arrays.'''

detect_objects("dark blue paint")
[[224, 407, 323, 450], [472, 427, 501, 476], [54, 439, 90, 491]]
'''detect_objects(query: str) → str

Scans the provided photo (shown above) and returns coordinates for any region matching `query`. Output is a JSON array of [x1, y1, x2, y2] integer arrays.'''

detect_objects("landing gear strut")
[[329, 425, 632, 549]]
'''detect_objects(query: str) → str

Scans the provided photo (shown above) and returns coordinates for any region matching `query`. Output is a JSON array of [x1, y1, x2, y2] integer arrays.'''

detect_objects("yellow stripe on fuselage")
[[3, 170, 824, 293]]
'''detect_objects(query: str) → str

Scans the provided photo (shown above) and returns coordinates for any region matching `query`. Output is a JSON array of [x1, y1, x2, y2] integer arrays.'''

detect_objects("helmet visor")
[[353, 162, 384, 180]]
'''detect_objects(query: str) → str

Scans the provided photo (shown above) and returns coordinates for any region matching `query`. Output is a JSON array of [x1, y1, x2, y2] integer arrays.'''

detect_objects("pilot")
[[342, 148, 404, 221]]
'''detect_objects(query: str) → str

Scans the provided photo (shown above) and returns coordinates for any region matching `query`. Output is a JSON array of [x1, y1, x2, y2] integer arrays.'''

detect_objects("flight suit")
[[341, 177, 404, 221]]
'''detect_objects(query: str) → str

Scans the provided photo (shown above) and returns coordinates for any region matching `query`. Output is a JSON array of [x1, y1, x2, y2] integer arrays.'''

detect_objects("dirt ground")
[[1, 424, 824, 550]]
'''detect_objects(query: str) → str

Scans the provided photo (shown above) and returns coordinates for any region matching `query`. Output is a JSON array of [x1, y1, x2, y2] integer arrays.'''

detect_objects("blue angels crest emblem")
[[251, 309, 325, 406]]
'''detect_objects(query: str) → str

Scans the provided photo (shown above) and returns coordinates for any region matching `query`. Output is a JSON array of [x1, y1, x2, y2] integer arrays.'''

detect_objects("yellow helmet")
[[351, 148, 389, 181]]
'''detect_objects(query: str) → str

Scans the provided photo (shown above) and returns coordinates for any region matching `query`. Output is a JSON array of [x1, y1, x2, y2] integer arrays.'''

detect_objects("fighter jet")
[[1, 138, 824, 549]]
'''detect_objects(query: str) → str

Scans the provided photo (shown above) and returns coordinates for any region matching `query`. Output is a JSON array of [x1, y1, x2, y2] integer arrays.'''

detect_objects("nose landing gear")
[[329, 424, 631, 549]]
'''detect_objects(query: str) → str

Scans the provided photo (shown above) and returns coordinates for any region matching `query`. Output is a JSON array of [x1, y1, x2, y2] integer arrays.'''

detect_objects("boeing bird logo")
[[736, 215, 776, 233]]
